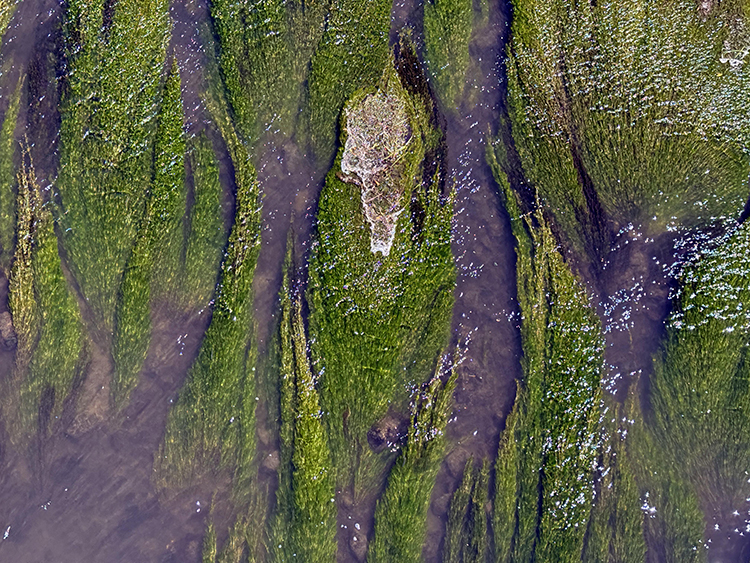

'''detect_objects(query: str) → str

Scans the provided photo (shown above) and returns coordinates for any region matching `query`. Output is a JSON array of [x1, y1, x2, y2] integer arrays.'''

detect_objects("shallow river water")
[[0, 0, 748, 562]]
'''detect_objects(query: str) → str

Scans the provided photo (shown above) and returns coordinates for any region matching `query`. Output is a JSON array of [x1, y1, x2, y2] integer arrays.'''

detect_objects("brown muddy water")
[[0, 0, 747, 562]]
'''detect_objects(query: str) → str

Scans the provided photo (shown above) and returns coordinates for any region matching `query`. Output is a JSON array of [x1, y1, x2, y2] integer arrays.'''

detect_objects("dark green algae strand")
[[58, 0, 171, 333], [490, 165, 604, 563], [6, 152, 86, 446], [307, 51, 455, 493], [423, 0, 473, 109], [0, 77, 23, 270], [368, 371, 457, 563], [112, 62, 187, 409], [505, 0, 750, 261], [155, 134, 261, 492], [443, 458, 490, 563], [269, 252, 336, 563]]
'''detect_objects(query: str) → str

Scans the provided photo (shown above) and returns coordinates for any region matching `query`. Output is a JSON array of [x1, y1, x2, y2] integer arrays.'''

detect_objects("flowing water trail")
[[390, 1, 523, 560]]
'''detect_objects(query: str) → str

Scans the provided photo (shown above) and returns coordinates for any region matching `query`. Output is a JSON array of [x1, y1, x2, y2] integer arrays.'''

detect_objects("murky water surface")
[[0, 0, 747, 562]]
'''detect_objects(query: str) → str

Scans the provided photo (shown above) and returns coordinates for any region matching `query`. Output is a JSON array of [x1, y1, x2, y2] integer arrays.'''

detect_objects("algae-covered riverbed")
[[0, 0, 749, 562]]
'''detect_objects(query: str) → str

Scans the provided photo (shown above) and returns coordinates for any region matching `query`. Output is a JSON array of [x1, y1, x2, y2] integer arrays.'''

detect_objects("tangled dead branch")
[[341, 77, 412, 255]]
